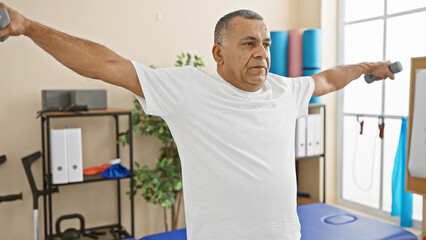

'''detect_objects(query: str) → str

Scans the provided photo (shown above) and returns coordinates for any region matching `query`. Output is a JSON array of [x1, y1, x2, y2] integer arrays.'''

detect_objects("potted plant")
[[119, 53, 205, 231]]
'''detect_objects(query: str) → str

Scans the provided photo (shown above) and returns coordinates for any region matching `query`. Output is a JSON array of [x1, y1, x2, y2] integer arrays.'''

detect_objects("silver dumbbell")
[[0, 8, 10, 42], [364, 61, 403, 83]]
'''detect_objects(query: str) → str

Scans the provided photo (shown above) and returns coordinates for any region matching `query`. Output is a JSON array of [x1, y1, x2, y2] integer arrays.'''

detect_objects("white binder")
[[50, 129, 68, 184], [66, 128, 83, 183], [307, 114, 321, 156], [295, 117, 307, 158], [306, 115, 314, 156], [313, 114, 323, 155]]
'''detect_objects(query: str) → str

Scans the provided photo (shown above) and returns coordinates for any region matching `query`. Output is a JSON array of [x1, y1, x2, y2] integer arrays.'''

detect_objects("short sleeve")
[[291, 76, 315, 118], [130, 60, 192, 119]]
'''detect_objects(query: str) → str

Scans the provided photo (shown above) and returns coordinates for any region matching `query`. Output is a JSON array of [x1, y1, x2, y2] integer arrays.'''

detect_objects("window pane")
[[385, 12, 426, 116], [345, 0, 384, 22], [387, 0, 426, 14], [344, 20, 384, 64], [343, 116, 381, 209], [382, 118, 402, 212], [343, 20, 384, 114], [343, 77, 383, 114]]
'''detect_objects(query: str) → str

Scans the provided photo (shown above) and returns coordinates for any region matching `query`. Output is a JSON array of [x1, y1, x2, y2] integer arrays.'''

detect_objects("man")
[[0, 3, 395, 240]]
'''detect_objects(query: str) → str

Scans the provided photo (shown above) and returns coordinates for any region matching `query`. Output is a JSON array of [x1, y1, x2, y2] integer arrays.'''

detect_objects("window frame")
[[337, 0, 426, 229]]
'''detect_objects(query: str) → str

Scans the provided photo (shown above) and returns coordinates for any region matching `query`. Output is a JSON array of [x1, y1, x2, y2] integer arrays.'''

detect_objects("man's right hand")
[[0, 2, 31, 39]]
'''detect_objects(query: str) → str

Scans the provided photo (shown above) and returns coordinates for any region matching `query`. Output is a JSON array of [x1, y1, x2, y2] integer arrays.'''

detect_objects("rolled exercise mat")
[[302, 68, 320, 77], [303, 68, 321, 104], [303, 29, 322, 69], [269, 31, 288, 76], [288, 29, 305, 77]]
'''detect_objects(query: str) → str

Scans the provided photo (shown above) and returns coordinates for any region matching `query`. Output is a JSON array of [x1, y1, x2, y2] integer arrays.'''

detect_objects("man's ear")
[[212, 43, 224, 65]]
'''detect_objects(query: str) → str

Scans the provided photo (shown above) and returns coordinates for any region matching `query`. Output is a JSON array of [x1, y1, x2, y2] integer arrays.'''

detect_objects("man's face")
[[214, 17, 271, 92]]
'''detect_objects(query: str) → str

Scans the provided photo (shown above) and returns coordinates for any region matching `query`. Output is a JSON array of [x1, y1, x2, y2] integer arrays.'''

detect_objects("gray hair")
[[214, 9, 264, 46]]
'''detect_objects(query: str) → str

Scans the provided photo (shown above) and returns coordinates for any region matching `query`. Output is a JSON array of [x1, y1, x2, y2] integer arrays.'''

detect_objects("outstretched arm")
[[311, 61, 395, 97], [0, 2, 144, 97]]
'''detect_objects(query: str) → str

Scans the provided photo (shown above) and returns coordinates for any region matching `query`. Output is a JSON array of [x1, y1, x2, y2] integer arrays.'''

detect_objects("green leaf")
[[174, 181, 182, 191], [152, 178, 159, 185], [146, 125, 154, 132], [166, 158, 173, 166], [186, 53, 192, 66]]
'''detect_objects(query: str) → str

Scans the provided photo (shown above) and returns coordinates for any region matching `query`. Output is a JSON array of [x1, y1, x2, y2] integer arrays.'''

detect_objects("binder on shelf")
[[50, 129, 68, 184], [66, 128, 83, 183], [306, 115, 315, 156], [295, 117, 307, 158], [50, 128, 84, 184], [307, 114, 322, 156], [313, 114, 323, 155]]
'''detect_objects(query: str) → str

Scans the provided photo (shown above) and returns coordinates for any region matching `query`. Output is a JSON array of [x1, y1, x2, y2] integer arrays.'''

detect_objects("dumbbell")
[[0, 7, 10, 42], [364, 61, 403, 83]]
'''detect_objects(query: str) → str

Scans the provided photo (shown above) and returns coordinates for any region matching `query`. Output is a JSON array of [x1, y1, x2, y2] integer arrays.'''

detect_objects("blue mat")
[[302, 68, 320, 77], [140, 228, 186, 240], [303, 29, 321, 69], [298, 203, 416, 240], [270, 31, 288, 76], [126, 203, 416, 240]]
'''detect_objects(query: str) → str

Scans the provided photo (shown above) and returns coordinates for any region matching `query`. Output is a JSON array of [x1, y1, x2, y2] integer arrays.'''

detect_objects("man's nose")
[[253, 44, 269, 59]]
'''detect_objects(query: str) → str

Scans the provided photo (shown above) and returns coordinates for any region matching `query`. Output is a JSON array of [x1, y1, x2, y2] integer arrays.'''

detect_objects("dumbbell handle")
[[364, 61, 403, 83], [0, 7, 10, 42]]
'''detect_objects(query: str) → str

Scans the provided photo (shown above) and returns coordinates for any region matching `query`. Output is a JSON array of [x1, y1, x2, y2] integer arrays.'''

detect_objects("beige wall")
[[291, 0, 338, 204], [320, 0, 338, 205], [0, 0, 338, 239]]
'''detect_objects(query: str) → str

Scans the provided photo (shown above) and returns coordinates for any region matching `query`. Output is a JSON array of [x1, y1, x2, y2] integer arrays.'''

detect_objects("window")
[[338, 0, 426, 227]]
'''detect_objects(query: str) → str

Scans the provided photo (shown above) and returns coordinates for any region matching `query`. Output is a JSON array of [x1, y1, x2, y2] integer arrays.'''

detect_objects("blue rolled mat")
[[302, 68, 321, 104], [269, 31, 288, 76], [303, 29, 322, 69], [309, 96, 321, 104], [302, 68, 320, 76]]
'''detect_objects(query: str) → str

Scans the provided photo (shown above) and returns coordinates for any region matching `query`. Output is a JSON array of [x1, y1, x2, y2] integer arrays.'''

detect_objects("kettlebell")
[[55, 214, 85, 240]]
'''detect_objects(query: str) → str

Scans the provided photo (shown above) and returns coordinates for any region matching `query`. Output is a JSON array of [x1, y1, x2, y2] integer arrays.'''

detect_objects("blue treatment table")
[[124, 203, 416, 240], [120, 229, 186, 240], [297, 203, 416, 240]]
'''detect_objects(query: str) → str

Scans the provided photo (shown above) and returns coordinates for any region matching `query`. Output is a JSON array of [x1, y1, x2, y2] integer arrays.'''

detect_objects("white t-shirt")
[[131, 61, 315, 240]]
